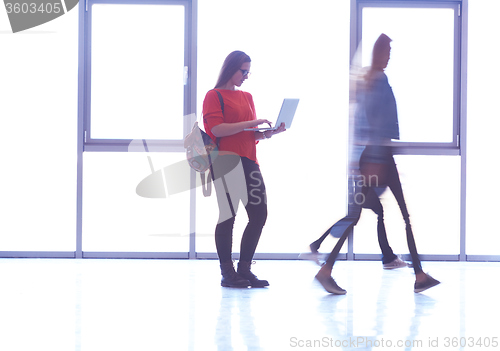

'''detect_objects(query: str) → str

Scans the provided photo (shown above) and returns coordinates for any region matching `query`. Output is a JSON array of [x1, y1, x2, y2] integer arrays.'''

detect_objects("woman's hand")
[[263, 122, 286, 139], [249, 119, 272, 129]]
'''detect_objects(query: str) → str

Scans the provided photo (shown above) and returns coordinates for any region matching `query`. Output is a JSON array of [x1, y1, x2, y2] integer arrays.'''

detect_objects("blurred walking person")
[[313, 34, 440, 294]]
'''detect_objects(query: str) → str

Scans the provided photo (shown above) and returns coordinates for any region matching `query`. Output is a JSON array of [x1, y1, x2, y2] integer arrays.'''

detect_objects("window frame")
[[79, 0, 196, 153], [348, 0, 466, 261], [76, 0, 198, 258], [353, 0, 463, 156]]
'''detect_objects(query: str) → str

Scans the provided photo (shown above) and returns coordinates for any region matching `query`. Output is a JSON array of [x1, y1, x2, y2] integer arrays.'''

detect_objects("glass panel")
[[90, 4, 185, 140], [196, 0, 350, 254], [466, 0, 500, 255], [361, 7, 455, 143], [353, 155, 460, 256], [0, 10, 78, 251], [83, 152, 189, 252]]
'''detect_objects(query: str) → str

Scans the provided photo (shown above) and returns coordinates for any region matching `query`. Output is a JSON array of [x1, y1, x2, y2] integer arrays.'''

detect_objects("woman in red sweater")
[[203, 51, 286, 288]]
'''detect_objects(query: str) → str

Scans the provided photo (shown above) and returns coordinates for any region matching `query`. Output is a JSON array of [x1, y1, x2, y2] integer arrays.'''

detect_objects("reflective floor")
[[0, 259, 498, 351]]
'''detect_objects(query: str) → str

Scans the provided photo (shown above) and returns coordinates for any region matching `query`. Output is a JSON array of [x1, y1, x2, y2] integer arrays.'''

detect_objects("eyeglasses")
[[239, 69, 251, 76]]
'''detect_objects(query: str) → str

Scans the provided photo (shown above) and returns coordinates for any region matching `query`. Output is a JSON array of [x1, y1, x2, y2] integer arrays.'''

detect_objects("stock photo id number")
[[3, 0, 78, 32], [289, 336, 500, 349]]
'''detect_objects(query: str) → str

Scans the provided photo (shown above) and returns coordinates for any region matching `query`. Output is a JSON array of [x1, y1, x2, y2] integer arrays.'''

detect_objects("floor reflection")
[[215, 288, 262, 350], [0, 259, 498, 350]]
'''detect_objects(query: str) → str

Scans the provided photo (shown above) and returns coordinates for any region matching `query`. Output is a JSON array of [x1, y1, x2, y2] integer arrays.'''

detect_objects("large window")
[[356, 1, 461, 150], [350, 0, 463, 260], [81, 0, 195, 152], [77, 0, 195, 257], [90, 4, 185, 140], [466, 0, 500, 258], [0, 9, 78, 254], [360, 6, 458, 145], [4, 0, 499, 262], [82, 152, 190, 254], [353, 155, 461, 257]]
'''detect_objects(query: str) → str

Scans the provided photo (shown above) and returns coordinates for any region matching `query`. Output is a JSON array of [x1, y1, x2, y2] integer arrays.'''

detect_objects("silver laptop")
[[244, 98, 299, 131]]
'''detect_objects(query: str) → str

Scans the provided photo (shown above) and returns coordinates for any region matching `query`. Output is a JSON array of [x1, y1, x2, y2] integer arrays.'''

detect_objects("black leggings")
[[212, 156, 267, 263]]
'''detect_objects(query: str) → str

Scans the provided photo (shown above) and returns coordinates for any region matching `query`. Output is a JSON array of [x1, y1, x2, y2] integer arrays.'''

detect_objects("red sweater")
[[202, 89, 258, 162]]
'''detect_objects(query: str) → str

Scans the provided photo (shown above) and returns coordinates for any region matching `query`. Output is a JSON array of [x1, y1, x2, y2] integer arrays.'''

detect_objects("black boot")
[[237, 261, 269, 287], [220, 262, 250, 288]]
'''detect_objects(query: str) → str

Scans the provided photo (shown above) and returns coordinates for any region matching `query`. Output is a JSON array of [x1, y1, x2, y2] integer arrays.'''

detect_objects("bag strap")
[[200, 89, 224, 197], [211, 90, 235, 216], [201, 89, 235, 217], [213, 89, 223, 147], [203, 89, 224, 126], [213, 89, 224, 114]]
